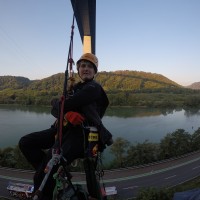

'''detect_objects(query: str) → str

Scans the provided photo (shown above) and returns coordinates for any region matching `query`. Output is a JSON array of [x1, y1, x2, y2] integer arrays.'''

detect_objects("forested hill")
[[95, 71, 180, 90], [0, 70, 181, 92], [0, 76, 31, 90], [2, 71, 200, 107]]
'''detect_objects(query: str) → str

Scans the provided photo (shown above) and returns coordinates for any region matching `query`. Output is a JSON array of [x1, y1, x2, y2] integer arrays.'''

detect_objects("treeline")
[[1, 128, 200, 171], [1, 72, 200, 108], [107, 88, 200, 108], [109, 128, 200, 169], [1, 86, 200, 109]]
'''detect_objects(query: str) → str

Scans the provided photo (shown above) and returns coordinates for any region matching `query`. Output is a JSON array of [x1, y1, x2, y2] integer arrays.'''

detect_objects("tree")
[[159, 129, 192, 159], [126, 141, 159, 166], [0, 147, 15, 167], [110, 137, 130, 167], [191, 128, 200, 151]]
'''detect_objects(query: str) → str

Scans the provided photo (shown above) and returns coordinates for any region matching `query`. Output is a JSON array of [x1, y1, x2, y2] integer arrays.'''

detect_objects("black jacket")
[[64, 80, 109, 119], [51, 80, 113, 146]]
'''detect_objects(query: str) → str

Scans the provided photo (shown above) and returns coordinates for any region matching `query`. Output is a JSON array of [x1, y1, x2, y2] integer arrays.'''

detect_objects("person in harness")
[[19, 53, 113, 200]]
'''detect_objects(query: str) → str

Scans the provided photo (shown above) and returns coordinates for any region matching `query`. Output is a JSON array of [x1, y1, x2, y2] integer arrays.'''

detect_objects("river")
[[1, 105, 200, 163]]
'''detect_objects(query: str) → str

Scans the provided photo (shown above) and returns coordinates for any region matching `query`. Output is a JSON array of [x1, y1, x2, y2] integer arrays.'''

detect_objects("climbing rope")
[[58, 14, 75, 151]]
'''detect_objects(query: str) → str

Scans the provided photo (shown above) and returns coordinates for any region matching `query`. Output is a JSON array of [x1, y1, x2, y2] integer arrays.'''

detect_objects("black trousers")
[[19, 125, 86, 199]]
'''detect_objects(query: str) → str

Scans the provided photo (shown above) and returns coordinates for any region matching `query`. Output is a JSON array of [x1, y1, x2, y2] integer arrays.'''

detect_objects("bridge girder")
[[70, 0, 96, 54]]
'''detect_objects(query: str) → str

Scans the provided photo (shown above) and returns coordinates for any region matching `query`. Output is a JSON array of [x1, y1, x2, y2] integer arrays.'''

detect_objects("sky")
[[1, 0, 200, 86]]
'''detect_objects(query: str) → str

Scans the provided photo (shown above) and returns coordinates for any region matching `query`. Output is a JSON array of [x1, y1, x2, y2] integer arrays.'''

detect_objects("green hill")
[[0, 76, 31, 90], [95, 70, 180, 91], [1, 71, 199, 108], [0, 70, 181, 92]]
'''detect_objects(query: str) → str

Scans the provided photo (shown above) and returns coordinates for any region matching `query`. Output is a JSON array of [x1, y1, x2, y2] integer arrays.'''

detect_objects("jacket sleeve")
[[64, 81, 101, 112]]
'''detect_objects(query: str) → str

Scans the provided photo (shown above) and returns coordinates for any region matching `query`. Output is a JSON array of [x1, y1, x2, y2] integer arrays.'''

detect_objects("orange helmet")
[[76, 53, 98, 73]]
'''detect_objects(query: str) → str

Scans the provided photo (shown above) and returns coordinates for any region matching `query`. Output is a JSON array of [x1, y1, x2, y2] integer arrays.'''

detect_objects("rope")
[[57, 14, 75, 150], [33, 14, 76, 200]]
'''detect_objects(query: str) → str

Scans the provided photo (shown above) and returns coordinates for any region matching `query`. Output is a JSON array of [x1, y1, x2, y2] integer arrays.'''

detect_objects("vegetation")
[[0, 146, 33, 170], [1, 71, 200, 109], [108, 128, 200, 168], [1, 128, 200, 169]]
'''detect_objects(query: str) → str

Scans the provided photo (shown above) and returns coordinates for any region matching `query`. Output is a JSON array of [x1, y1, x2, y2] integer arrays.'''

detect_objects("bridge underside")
[[71, 0, 96, 54]]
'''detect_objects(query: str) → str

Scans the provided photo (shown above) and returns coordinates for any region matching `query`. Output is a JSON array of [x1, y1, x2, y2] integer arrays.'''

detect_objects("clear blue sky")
[[1, 0, 200, 86]]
